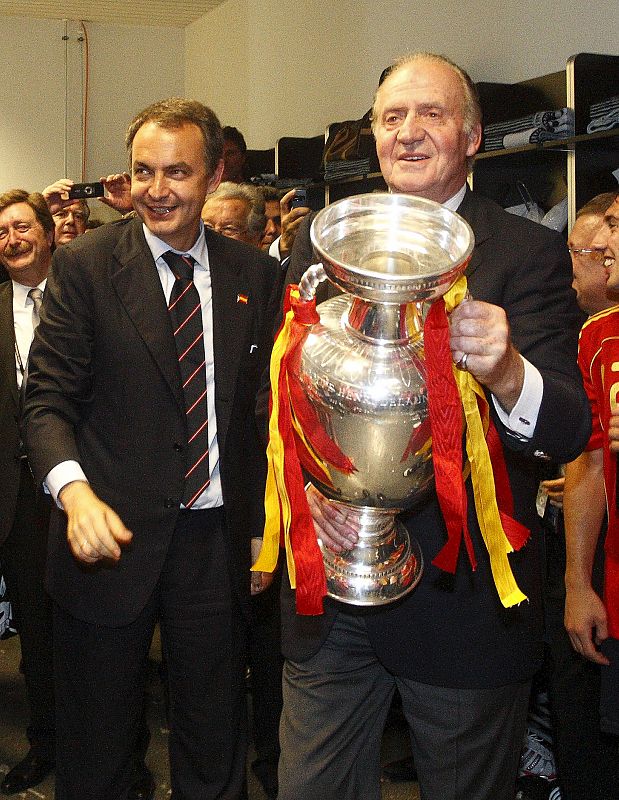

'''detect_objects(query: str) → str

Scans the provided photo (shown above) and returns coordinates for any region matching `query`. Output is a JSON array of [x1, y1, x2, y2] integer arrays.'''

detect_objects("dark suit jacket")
[[0, 281, 23, 546], [23, 218, 279, 627], [277, 189, 591, 688]]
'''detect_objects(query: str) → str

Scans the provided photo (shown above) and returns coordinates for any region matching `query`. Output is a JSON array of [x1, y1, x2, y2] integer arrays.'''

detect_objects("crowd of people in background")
[[0, 51, 617, 800]]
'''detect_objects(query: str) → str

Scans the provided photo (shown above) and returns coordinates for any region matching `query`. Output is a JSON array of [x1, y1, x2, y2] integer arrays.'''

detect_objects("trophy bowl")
[[291, 193, 474, 605]]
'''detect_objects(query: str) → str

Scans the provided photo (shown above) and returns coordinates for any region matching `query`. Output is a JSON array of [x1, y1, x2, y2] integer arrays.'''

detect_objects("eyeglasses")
[[53, 210, 89, 223], [204, 223, 247, 238], [568, 248, 605, 259]]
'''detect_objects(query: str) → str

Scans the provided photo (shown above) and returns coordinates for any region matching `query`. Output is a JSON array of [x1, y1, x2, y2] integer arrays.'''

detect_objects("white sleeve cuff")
[[492, 356, 543, 439], [45, 461, 89, 508]]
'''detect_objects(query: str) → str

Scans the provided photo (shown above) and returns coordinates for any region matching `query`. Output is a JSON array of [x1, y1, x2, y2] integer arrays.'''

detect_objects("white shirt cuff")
[[492, 356, 543, 439], [45, 461, 89, 508]]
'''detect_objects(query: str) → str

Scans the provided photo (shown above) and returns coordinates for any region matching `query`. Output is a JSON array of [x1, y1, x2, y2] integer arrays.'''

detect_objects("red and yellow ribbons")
[[255, 276, 530, 615], [252, 286, 334, 615], [426, 276, 529, 608]]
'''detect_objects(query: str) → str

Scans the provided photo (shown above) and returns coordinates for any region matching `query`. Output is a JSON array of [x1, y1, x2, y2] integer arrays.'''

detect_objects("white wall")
[[1, 3, 617, 194], [0, 15, 184, 204], [185, 0, 619, 148], [0, 17, 67, 190]]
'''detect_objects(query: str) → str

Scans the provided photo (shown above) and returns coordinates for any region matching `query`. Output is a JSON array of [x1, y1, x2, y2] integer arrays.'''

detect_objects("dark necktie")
[[163, 251, 210, 507]]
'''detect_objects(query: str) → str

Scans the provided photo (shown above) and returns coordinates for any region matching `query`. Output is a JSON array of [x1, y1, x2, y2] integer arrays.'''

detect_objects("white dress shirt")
[[12, 277, 47, 389], [46, 222, 223, 509]]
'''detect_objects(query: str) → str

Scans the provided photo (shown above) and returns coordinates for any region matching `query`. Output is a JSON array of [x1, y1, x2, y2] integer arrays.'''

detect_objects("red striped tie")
[[163, 251, 210, 507]]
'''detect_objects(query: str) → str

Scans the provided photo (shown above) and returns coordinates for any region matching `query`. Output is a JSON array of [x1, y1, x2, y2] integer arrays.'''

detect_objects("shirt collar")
[[442, 184, 467, 212], [12, 277, 47, 308], [142, 220, 209, 270]]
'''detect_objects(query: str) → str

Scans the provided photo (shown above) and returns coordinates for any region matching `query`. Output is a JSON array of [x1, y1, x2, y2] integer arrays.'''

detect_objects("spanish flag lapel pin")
[[237, 292, 249, 304]]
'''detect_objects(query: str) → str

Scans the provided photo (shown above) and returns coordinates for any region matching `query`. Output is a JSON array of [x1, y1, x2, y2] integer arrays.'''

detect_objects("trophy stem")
[[318, 501, 423, 606]]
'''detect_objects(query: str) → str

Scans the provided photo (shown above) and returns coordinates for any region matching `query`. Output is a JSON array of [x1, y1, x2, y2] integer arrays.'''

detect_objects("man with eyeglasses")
[[201, 181, 266, 247], [569, 192, 619, 315], [42, 180, 91, 247], [538, 192, 619, 799], [564, 193, 619, 783], [202, 177, 282, 798]]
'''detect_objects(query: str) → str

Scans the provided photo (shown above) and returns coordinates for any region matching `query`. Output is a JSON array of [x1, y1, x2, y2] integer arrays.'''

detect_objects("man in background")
[[570, 192, 619, 315], [564, 193, 619, 785], [536, 191, 619, 800], [201, 181, 266, 247], [259, 186, 283, 250], [202, 179, 282, 799], [222, 125, 248, 183], [42, 180, 90, 246], [0, 190, 55, 795]]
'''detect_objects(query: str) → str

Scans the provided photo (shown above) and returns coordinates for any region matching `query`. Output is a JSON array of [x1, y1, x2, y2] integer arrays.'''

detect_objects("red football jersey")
[[579, 306, 619, 636]]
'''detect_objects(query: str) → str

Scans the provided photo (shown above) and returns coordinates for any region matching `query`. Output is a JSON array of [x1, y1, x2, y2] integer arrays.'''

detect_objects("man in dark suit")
[[0, 190, 55, 794], [274, 54, 591, 800], [23, 98, 279, 800]]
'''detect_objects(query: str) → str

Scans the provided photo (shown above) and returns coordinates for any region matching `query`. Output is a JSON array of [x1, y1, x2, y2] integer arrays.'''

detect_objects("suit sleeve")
[[483, 221, 591, 464], [23, 245, 95, 486]]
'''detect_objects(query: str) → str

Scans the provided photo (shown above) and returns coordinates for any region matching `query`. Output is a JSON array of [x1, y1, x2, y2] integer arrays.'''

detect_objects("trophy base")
[[318, 505, 423, 606]]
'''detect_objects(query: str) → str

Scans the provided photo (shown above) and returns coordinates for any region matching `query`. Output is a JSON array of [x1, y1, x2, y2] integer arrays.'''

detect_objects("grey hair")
[[371, 53, 482, 172], [204, 181, 266, 237]]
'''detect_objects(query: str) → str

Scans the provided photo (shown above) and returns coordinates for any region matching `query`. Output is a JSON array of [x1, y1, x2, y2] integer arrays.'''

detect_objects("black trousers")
[[53, 507, 248, 800], [0, 461, 54, 757], [279, 612, 530, 800], [248, 567, 283, 766]]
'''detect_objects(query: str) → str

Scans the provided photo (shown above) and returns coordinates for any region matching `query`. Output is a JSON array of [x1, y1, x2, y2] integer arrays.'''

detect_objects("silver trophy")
[[293, 193, 474, 605]]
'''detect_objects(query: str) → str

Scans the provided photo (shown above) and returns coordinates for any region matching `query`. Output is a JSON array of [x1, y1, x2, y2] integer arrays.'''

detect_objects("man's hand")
[[100, 173, 133, 214], [59, 480, 133, 564], [306, 484, 359, 552], [42, 179, 75, 215], [250, 537, 274, 595], [565, 583, 610, 665], [609, 412, 619, 453], [540, 476, 565, 508], [279, 188, 312, 260], [449, 298, 524, 413]]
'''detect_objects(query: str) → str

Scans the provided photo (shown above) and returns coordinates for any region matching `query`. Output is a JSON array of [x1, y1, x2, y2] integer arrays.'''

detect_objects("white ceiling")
[[0, 0, 227, 27]]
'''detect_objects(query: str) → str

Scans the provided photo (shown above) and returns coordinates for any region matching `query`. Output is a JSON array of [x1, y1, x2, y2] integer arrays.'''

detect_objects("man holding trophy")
[[270, 53, 591, 800]]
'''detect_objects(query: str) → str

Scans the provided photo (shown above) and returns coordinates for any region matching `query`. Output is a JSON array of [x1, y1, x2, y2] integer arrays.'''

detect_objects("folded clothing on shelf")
[[483, 108, 574, 151], [587, 95, 619, 134], [322, 111, 380, 182]]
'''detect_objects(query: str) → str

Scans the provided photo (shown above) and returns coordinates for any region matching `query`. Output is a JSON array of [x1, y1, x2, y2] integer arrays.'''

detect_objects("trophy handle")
[[298, 263, 327, 301]]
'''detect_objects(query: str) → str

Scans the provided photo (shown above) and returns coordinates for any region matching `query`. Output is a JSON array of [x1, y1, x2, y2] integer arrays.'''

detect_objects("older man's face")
[[202, 197, 261, 247], [373, 59, 481, 203], [53, 200, 89, 246], [0, 202, 52, 286]]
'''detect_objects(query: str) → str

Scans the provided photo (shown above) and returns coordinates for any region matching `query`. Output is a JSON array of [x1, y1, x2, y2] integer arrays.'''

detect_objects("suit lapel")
[[457, 188, 491, 282], [206, 229, 253, 448], [110, 220, 185, 412], [0, 281, 19, 410]]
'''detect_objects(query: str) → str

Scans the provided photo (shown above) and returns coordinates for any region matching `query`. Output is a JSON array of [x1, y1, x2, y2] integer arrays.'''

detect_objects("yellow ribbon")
[[252, 302, 296, 583], [443, 277, 527, 607]]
